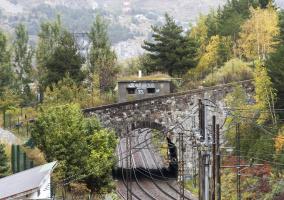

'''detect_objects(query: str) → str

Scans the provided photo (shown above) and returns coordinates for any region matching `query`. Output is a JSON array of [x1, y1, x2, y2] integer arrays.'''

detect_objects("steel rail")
[[118, 140, 141, 200], [130, 132, 157, 200], [143, 128, 195, 200], [136, 129, 175, 200]]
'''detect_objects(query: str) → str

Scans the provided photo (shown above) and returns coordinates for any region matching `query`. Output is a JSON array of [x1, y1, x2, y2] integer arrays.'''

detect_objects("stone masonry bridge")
[[82, 80, 254, 200], [83, 80, 253, 135]]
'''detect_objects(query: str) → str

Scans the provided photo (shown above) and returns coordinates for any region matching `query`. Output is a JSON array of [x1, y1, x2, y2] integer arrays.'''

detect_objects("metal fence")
[[11, 144, 34, 173]]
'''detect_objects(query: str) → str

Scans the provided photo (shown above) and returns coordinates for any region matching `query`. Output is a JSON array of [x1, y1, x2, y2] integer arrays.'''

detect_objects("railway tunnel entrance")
[[114, 121, 178, 180], [114, 125, 197, 200]]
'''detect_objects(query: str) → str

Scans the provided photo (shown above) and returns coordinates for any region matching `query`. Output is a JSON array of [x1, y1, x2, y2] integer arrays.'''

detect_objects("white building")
[[0, 161, 57, 200], [123, 0, 131, 13]]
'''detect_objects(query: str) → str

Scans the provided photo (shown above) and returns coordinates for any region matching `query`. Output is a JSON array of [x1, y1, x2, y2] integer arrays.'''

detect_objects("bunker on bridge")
[[118, 75, 173, 103]]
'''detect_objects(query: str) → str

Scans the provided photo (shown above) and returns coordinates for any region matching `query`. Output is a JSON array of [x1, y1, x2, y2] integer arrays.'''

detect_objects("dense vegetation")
[[32, 104, 117, 197], [0, 14, 119, 198], [139, 0, 284, 199], [1, 0, 284, 198]]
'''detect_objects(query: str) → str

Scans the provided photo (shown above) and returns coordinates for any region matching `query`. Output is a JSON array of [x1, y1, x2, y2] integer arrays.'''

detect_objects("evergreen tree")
[[217, 0, 255, 37], [142, 13, 198, 76], [36, 17, 84, 93], [36, 17, 62, 99], [0, 30, 13, 93], [259, 0, 274, 8], [205, 9, 221, 38], [88, 15, 118, 93], [13, 23, 34, 104], [45, 30, 84, 86], [0, 144, 9, 178], [267, 11, 284, 107]]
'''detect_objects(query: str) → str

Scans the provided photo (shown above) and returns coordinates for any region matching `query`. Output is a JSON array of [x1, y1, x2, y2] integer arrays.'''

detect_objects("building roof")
[[0, 161, 57, 199], [118, 74, 173, 82]]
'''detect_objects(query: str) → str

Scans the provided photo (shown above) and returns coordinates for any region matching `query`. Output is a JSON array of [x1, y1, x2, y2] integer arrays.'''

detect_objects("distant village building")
[[0, 161, 57, 200], [123, 0, 131, 13], [118, 74, 172, 102]]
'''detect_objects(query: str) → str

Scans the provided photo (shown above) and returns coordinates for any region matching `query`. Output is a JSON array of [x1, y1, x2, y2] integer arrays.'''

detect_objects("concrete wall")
[[118, 80, 171, 102]]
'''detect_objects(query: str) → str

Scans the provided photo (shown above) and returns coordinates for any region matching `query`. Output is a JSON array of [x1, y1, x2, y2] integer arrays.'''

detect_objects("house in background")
[[0, 161, 57, 200]]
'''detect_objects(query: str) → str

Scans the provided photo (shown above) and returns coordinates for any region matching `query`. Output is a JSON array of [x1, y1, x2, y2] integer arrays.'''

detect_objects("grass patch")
[[118, 73, 172, 81], [22, 146, 46, 166], [185, 179, 199, 196]]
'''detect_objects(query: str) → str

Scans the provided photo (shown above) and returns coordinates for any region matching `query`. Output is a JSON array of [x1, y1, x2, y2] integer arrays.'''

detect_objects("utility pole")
[[192, 141, 197, 188], [179, 132, 185, 200], [204, 99, 209, 200], [126, 126, 132, 200], [236, 123, 241, 200], [129, 127, 132, 200], [199, 99, 205, 141], [216, 124, 221, 200], [211, 116, 216, 200], [198, 99, 204, 200], [126, 127, 129, 200], [198, 98, 209, 200]]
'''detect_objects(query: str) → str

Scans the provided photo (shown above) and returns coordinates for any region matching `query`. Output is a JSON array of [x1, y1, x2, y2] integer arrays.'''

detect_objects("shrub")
[[202, 58, 253, 86]]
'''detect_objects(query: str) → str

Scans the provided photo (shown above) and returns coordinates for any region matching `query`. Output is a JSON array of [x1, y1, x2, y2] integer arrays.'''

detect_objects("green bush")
[[31, 103, 117, 193]]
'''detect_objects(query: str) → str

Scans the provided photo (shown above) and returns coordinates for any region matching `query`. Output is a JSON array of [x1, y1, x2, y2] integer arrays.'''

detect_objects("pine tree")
[[259, 0, 274, 8], [88, 15, 118, 93], [0, 144, 9, 178], [0, 30, 13, 93], [142, 13, 198, 76], [215, 0, 260, 38], [205, 10, 221, 38], [45, 30, 84, 86]]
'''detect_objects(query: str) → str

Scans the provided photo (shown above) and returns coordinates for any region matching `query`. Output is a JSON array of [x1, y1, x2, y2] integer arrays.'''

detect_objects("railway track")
[[142, 129, 197, 200], [118, 139, 142, 200], [136, 129, 174, 200], [116, 128, 197, 200]]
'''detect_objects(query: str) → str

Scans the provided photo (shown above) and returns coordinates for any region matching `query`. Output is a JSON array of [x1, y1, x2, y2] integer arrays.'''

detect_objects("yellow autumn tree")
[[189, 35, 232, 80], [253, 61, 277, 125], [238, 6, 279, 60], [189, 15, 208, 56], [275, 127, 284, 153]]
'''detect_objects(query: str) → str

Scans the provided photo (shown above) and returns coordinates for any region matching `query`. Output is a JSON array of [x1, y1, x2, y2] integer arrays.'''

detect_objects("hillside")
[[0, 0, 283, 59], [0, 0, 227, 59]]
